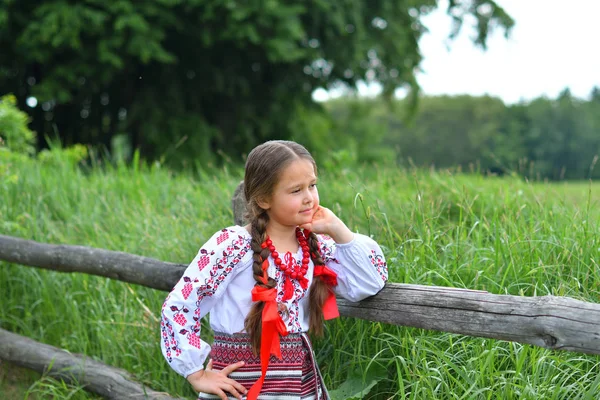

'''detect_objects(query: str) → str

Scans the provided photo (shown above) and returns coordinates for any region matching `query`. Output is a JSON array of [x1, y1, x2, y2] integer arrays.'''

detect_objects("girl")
[[160, 141, 388, 400]]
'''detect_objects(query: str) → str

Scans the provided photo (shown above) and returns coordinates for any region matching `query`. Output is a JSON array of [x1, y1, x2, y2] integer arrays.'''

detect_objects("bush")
[[0, 94, 37, 155]]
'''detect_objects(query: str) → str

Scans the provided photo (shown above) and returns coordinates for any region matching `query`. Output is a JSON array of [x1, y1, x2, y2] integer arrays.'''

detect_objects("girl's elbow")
[[348, 280, 385, 302]]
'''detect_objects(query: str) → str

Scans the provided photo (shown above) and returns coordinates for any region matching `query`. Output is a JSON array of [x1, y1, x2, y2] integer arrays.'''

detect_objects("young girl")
[[160, 140, 388, 400]]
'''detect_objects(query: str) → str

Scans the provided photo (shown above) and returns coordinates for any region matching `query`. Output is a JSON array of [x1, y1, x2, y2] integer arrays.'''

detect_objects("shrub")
[[0, 94, 37, 155]]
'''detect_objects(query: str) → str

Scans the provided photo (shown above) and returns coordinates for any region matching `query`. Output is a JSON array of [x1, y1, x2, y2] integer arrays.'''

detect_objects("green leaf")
[[328, 365, 386, 400]]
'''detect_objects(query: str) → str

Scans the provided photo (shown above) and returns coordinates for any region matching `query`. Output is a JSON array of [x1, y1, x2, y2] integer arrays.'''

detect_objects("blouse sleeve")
[[160, 228, 250, 378], [318, 233, 388, 302]]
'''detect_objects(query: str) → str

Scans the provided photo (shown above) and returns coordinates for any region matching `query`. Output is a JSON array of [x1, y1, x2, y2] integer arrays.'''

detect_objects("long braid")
[[307, 232, 331, 337], [244, 211, 274, 354]]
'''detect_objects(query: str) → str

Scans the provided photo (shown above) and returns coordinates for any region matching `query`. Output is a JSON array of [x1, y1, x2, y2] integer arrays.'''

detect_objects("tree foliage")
[[0, 94, 37, 155], [0, 0, 513, 165], [327, 87, 600, 180]]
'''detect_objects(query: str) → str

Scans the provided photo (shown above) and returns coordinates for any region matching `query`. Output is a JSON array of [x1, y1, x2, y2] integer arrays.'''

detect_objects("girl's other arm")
[[160, 228, 249, 396]]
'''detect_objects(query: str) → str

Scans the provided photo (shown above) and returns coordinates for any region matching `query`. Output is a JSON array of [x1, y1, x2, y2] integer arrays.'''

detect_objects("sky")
[[313, 0, 600, 104]]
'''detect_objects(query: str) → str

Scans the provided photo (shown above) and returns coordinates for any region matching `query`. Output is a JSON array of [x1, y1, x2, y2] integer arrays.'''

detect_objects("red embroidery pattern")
[[199, 333, 326, 399], [161, 228, 251, 365], [197, 254, 210, 270], [275, 261, 306, 333], [369, 249, 388, 281], [188, 332, 202, 348], [210, 333, 306, 365], [182, 278, 193, 299], [216, 231, 229, 245], [173, 310, 188, 326], [318, 237, 339, 264], [161, 318, 182, 362], [198, 231, 249, 294]]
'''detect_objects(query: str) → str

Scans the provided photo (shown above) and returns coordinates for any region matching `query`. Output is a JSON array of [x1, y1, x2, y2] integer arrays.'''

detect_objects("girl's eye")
[[310, 184, 317, 188]]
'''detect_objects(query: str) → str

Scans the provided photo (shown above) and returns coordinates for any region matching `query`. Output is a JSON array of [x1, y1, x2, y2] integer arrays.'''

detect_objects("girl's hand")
[[187, 359, 247, 400], [300, 206, 354, 244]]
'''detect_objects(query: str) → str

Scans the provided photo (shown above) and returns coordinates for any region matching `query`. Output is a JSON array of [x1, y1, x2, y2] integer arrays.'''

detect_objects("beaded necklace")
[[261, 227, 310, 300]]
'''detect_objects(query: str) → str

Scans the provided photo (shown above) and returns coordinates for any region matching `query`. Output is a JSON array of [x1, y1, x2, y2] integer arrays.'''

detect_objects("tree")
[[522, 89, 598, 180], [590, 86, 600, 104], [0, 0, 514, 165], [381, 95, 511, 171]]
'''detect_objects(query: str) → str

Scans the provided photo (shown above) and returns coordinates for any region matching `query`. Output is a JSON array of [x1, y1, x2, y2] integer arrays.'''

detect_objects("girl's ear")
[[256, 196, 271, 210]]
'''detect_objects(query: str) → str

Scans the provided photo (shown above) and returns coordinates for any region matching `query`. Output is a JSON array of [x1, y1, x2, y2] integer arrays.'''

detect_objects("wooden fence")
[[1, 184, 599, 398]]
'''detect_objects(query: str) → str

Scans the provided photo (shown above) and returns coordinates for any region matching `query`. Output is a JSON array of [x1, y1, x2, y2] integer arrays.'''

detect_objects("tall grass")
[[1, 154, 599, 399]]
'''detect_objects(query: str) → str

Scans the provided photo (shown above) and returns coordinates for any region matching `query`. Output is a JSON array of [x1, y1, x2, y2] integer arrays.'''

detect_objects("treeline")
[[1, 0, 513, 167], [4, 88, 600, 182], [323, 88, 600, 180]]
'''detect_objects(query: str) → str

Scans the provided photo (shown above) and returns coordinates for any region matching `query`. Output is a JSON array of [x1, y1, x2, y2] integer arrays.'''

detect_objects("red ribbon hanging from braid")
[[313, 264, 340, 320], [247, 285, 288, 400], [257, 258, 269, 285], [304, 229, 340, 320]]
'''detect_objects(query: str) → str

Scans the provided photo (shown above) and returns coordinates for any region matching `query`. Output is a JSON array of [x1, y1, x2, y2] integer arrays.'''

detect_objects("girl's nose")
[[304, 190, 313, 203]]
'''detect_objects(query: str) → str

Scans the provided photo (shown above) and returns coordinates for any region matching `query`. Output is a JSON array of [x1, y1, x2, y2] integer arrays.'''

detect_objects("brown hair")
[[243, 140, 331, 353]]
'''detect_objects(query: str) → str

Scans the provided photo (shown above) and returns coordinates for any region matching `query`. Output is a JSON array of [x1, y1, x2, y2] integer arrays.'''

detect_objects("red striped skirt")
[[197, 332, 329, 400]]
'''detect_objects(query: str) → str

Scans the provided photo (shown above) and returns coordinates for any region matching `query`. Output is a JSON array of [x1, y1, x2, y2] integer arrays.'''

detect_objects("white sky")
[[314, 0, 600, 104]]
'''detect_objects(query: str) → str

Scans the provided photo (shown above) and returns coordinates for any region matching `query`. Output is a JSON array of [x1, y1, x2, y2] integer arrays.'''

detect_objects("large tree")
[[0, 0, 514, 164]]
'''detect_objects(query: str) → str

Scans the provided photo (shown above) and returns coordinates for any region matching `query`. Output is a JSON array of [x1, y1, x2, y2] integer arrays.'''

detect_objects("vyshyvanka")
[[161, 225, 388, 399]]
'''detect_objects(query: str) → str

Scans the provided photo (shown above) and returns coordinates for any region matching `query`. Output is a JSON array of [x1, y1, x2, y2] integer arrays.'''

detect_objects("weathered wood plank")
[[232, 179, 247, 226], [2, 234, 600, 355], [338, 284, 600, 355], [0, 234, 186, 292], [0, 328, 181, 399]]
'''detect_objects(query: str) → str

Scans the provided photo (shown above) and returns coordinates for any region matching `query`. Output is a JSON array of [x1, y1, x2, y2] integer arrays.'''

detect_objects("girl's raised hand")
[[187, 359, 248, 400], [300, 206, 354, 244]]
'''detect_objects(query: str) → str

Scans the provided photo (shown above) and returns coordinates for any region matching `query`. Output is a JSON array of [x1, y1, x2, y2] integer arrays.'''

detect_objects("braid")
[[250, 213, 273, 287], [307, 232, 330, 337], [244, 211, 274, 354]]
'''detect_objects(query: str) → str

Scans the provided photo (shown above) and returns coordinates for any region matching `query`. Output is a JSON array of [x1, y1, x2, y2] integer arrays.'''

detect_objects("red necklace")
[[262, 227, 310, 279], [261, 227, 310, 300]]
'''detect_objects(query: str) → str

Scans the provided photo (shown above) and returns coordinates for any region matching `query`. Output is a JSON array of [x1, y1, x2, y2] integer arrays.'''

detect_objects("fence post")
[[232, 180, 246, 226]]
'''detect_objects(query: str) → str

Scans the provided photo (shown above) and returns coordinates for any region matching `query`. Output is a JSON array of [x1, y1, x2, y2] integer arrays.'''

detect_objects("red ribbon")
[[257, 259, 269, 285], [247, 286, 288, 400], [314, 265, 340, 320]]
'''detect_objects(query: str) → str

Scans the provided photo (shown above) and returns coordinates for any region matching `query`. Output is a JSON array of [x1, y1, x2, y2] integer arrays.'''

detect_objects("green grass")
[[1, 152, 599, 399]]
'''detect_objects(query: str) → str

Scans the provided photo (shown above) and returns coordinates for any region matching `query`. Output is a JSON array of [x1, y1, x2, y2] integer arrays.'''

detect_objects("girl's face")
[[259, 158, 319, 230]]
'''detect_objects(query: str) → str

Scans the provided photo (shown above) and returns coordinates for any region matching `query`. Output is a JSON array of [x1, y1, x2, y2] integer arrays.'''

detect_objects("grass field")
[[1, 152, 600, 399]]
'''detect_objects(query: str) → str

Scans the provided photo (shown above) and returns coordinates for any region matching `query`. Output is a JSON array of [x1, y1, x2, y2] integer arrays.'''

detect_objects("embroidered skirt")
[[197, 332, 329, 400]]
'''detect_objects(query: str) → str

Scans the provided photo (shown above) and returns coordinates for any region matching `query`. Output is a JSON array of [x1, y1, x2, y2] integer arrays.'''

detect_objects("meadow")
[[1, 151, 600, 399]]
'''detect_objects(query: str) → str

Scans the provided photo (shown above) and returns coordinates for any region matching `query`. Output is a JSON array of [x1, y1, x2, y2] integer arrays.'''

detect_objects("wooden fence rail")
[[1, 234, 600, 357], [0, 328, 180, 400]]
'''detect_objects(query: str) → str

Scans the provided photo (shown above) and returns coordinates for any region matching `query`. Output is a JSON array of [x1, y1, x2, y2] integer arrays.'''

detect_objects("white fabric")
[[160, 225, 388, 378]]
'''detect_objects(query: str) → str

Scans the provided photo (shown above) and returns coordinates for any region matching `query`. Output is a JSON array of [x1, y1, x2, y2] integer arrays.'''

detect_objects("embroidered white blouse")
[[160, 225, 388, 378]]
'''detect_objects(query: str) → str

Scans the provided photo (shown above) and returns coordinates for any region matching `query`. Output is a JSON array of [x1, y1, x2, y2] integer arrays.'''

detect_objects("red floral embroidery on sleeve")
[[161, 229, 251, 365], [369, 250, 388, 282]]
